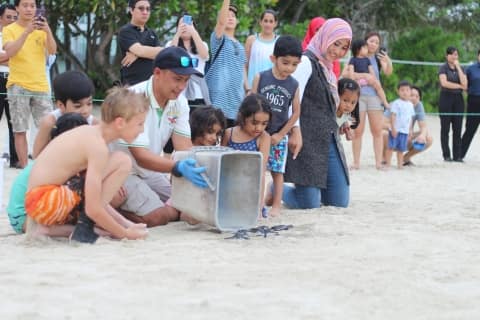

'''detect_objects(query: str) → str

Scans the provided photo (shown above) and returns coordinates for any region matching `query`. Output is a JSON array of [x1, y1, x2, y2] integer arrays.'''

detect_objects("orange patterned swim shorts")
[[25, 175, 84, 226]]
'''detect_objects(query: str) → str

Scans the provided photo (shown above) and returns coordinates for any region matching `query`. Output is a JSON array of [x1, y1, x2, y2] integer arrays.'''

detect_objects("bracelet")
[[171, 161, 183, 177]]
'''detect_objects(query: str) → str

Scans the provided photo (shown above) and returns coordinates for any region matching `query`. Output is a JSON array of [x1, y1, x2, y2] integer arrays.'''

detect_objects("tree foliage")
[[43, 0, 480, 103]]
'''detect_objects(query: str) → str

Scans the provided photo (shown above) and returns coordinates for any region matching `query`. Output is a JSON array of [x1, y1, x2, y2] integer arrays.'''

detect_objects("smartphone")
[[183, 15, 192, 25], [379, 47, 387, 55], [35, 6, 46, 20]]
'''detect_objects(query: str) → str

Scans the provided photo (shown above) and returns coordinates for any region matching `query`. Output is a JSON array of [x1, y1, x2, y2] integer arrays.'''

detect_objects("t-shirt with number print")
[[257, 69, 298, 134]]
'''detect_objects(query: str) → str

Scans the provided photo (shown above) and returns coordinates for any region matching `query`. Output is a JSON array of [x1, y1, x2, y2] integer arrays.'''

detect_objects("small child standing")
[[33, 71, 98, 158], [251, 35, 301, 217], [222, 94, 271, 217], [347, 39, 389, 108], [190, 106, 226, 146], [385, 80, 415, 169], [337, 78, 361, 141]]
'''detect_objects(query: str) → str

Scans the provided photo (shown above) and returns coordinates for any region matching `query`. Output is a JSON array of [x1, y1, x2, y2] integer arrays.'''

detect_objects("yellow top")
[[3, 23, 48, 92]]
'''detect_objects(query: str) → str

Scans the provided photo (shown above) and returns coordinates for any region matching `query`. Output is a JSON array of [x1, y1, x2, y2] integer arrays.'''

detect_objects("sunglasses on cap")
[[342, 81, 358, 90], [180, 56, 199, 68]]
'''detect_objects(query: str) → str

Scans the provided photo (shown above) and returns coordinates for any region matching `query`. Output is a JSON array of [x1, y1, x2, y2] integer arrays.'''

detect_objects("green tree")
[[383, 27, 465, 112], [42, 0, 480, 97]]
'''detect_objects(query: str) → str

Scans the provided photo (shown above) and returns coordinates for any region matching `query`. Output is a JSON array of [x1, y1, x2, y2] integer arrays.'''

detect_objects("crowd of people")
[[1, 0, 479, 243]]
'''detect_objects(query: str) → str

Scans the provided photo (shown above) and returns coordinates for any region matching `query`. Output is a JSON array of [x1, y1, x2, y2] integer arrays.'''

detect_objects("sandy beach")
[[1, 115, 480, 320]]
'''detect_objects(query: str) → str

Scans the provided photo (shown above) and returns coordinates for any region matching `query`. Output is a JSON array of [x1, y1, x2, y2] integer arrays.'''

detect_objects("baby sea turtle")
[[224, 229, 250, 240]]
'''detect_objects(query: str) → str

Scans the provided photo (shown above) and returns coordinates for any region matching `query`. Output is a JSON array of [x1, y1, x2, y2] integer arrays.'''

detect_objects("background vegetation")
[[42, 0, 480, 111]]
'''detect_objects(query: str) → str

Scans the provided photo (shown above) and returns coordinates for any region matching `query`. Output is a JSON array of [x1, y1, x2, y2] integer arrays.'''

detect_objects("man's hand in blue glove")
[[174, 159, 208, 188]]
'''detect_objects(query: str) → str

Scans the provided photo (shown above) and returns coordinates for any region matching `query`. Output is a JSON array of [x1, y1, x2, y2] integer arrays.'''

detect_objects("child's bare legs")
[[351, 110, 367, 169], [101, 151, 133, 205], [26, 217, 75, 238], [72, 151, 142, 243], [396, 151, 404, 169], [384, 148, 393, 168], [369, 78, 389, 108], [269, 172, 283, 217], [105, 204, 146, 229]]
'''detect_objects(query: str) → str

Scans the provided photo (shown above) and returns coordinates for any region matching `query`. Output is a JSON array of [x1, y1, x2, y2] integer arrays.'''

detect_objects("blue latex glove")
[[177, 158, 208, 188]]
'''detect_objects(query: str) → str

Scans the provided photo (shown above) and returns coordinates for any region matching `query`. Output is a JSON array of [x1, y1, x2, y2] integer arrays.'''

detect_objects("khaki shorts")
[[120, 172, 171, 216], [7, 85, 53, 132], [359, 95, 383, 112]]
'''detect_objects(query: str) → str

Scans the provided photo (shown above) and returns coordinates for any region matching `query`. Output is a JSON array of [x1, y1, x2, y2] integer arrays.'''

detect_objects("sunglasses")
[[342, 81, 358, 90], [135, 6, 150, 12], [180, 56, 199, 68]]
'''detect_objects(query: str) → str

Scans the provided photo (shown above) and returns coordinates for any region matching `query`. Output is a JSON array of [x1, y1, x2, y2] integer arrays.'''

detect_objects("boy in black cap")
[[113, 46, 207, 227]]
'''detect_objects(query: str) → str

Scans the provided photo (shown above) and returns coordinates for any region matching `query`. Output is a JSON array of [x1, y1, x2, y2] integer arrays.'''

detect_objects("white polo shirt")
[[114, 76, 191, 177]]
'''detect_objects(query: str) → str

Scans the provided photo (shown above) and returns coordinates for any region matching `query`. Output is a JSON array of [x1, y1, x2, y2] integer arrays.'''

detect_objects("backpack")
[[204, 37, 225, 75]]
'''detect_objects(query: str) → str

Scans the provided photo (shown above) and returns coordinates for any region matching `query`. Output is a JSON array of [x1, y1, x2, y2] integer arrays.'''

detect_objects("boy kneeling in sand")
[[25, 87, 149, 243]]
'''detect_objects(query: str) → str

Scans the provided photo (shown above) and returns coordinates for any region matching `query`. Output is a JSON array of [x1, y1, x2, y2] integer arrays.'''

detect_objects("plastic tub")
[[171, 146, 262, 231]]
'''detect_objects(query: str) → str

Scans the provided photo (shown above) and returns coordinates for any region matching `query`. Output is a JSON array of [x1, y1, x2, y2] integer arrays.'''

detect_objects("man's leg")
[[120, 173, 179, 227], [8, 85, 32, 168], [461, 95, 480, 159]]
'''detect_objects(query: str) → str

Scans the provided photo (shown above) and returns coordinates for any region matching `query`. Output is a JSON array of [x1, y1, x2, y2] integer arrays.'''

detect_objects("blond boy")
[[25, 87, 149, 242]]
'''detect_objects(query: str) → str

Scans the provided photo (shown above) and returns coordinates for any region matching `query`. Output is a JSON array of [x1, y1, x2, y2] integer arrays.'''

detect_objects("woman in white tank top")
[[245, 9, 278, 89]]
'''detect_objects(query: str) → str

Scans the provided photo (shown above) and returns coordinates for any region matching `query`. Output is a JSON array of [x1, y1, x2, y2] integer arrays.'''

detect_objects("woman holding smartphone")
[[343, 31, 393, 170], [167, 14, 209, 111]]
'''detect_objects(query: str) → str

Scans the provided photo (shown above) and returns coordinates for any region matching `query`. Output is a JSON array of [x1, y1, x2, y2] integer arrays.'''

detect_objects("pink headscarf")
[[302, 17, 326, 50], [306, 18, 352, 105]]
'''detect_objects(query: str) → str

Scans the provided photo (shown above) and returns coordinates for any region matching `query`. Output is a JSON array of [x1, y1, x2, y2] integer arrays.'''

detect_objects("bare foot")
[[180, 212, 201, 225], [349, 164, 360, 170], [269, 206, 281, 217], [376, 165, 388, 171]]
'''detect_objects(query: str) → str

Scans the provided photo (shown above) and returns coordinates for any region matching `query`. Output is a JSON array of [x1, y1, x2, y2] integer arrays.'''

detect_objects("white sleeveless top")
[[247, 33, 278, 87], [51, 109, 94, 125]]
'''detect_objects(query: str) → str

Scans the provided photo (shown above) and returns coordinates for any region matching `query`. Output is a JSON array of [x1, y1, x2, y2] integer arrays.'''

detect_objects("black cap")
[[153, 47, 203, 77]]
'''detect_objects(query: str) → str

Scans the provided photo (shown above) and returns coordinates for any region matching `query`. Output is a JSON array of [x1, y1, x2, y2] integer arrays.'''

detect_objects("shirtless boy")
[[25, 87, 149, 243]]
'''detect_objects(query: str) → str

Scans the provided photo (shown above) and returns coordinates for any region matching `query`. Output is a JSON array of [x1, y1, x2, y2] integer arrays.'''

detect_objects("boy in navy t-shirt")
[[252, 35, 302, 217]]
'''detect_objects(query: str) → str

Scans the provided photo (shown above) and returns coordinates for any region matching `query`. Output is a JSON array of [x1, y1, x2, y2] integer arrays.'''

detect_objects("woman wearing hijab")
[[302, 17, 341, 79], [284, 18, 352, 209]]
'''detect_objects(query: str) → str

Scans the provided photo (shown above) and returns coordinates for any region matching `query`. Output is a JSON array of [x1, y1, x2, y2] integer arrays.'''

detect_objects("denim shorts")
[[388, 131, 408, 152]]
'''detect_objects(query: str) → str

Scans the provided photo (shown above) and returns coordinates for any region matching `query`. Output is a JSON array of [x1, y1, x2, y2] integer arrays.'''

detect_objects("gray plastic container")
[[171, 146, 262, 231]]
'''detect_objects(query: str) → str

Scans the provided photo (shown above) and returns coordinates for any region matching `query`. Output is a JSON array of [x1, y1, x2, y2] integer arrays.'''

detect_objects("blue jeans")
[[282, 138, 349, 209]]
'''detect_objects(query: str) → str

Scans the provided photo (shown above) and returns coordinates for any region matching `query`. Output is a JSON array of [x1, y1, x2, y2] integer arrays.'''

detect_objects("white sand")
[[1, 116, 480, 319]]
